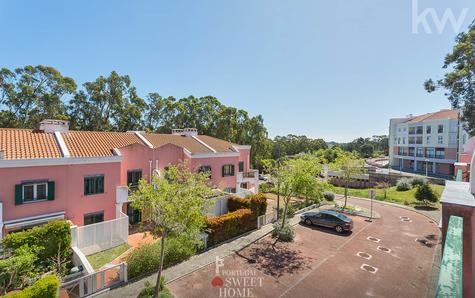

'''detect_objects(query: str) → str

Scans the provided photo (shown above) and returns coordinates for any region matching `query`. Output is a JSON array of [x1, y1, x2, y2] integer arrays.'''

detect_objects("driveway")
[[167, 197, 440, 298]]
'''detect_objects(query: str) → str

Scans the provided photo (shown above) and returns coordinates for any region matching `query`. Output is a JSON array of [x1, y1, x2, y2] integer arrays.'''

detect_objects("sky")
[[0, 1, 474, 142]]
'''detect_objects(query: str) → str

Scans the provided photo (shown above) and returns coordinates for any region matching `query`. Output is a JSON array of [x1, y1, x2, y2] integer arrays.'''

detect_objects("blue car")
[[300, 210, 353, 233]]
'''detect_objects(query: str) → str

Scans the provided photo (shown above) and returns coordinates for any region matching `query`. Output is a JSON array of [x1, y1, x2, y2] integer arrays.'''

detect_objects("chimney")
[[171, 128, 198, 137], [39, 119, 70, 133]]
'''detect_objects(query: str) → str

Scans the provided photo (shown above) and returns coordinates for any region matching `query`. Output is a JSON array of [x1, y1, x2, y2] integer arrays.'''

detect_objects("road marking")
[[356, 252, 372, 260], [367, 236, 381, 243], [377, 246, 391, 253], [360, 264, 378, 274], [279, 220, 373, 298]]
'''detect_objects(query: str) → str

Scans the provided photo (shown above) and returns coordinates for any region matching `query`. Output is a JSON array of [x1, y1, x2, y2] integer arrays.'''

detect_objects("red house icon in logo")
[[211, 276, 224, 287]]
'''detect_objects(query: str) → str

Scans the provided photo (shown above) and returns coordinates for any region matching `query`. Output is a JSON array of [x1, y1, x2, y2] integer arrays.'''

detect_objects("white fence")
[[60, 263, 127, 297], [257, 212, 277, 229], [207, 195, 229, 216], [71, 213, 128, 256]]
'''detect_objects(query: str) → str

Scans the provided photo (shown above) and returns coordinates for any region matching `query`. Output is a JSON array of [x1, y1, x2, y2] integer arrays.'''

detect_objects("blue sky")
[[0, 1, 474, 142]]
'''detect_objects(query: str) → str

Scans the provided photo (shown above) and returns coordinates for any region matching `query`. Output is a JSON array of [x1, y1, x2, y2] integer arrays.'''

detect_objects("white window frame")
[[438, 135, 443, 144], [22, 182, 48, 203]]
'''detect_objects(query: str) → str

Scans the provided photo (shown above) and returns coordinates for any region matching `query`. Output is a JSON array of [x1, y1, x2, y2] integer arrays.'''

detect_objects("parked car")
[[259, 174, 269, 181], [300, 210, 353, 233]]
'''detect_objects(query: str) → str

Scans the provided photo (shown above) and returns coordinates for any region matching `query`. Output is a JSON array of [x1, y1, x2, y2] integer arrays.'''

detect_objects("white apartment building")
[[389, 109, 469, 178]]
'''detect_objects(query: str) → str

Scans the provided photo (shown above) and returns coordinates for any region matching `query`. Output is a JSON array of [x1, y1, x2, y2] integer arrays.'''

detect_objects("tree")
[[129, 163, 213, 298], [69, 71, 146, 131], [424, 21, 475, 135], [0, 66, 76, 128], [331, 151, 365, 208], [415, 183, 439, 206], [0, 246, 38, 294]]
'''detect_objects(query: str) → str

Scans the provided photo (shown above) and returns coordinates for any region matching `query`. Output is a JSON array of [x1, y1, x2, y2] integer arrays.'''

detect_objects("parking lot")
[[168, 198, 440, 298]]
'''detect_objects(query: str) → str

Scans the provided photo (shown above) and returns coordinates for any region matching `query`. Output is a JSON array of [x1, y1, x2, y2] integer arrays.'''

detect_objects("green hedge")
[[206, 208, 256, 246], [4, 275, 60, 298], [227, 193, 267, 216], [126, 235, 199, 279], [1, 220, 71, 269]]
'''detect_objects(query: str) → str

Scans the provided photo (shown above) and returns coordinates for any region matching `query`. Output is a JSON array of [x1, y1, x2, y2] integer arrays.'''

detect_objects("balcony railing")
[[436, 215, 463, 297], [243, 170, 258, 178]]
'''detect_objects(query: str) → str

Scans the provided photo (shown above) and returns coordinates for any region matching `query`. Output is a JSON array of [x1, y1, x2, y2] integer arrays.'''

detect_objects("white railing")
[[257, 212, 277, 229], [60, 263, 127, 298], [71, 212, 129, 256]]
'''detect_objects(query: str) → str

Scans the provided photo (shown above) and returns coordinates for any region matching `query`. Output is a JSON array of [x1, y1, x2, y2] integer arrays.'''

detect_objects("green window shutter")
[[15, 184, 23, 205], [47, 181, 55, 200], [239, 162, 244, 172], [231, 164, 235, 176], [222, 165, 226, 177]]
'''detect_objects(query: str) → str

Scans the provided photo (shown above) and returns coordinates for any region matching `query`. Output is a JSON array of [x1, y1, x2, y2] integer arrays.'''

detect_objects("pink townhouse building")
[[0, 120, 259, 238]]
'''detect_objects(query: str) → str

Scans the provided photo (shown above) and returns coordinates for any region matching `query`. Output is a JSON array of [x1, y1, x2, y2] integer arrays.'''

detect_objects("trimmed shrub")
[[138, 279, 173, 298], [415, 183, 439, 205], [271, 220, 295, 242], [227, 194, 267, 216], [258, 183, 274, 193], [410, 177, 428, 187], [396, 178, 412, 191], [322, 191, 335, 201], [4, 275, 60, 298], [227, 196, 250, 212], [2, 220, 71, 271], [206, 208, 256, 246], [127, 235, 198, 279]]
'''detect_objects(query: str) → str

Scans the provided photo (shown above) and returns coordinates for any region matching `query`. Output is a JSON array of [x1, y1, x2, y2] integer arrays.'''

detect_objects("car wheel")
[[305, 219, 313, 226], [335, 225, 343, 233]]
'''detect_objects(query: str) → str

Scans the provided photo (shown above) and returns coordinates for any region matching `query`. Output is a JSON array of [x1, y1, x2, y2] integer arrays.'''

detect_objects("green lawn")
[[333, 184, 445, 207], [86, 243, 131, 270]]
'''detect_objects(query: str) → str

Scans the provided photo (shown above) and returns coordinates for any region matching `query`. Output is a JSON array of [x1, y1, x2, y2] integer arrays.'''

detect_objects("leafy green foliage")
[[338, 135, 389, 157], [410, 177, 428, 187], [271, 220, 295, 242], [138, 279, 174, 298], [1, 220, 72, 273], [227, 194, 267, 216], [0, 246, 39, 294], [270, 134, 327, 160], [396, 178, 413, 191], [126, 235, 199, 280], [323, 191, 335, 201], [424, 22, 475, 134], [3, 275, 60, 298], [331, 150, 365, 207], [206, 208, 256, 246], [129, 163, 212, 295], [0, 66, 76, 128], [415, 183, 439, 205]]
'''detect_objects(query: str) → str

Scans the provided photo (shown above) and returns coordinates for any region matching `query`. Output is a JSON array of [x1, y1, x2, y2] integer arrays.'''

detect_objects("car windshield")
[[335, 213, 349, 221]]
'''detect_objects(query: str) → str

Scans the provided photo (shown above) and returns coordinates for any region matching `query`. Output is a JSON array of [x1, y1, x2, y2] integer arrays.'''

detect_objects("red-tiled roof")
[[143, 134, 212, 153], [406, 109, 459, 123], [62, 131, 144, 157], [0, 129, 62, 160]]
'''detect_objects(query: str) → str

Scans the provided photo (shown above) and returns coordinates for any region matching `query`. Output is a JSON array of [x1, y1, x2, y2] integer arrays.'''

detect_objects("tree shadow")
[[413, 205, 439, 211], [236, 240, 311, 278]]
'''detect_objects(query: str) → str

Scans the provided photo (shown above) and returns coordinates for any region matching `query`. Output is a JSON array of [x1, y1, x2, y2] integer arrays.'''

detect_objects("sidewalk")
[[97, 210, 310, 298]]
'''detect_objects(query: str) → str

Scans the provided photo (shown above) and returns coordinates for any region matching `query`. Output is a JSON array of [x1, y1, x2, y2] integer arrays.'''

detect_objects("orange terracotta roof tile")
[[406, 109, 459, 123], [0, 129, 62, 160], [144, 134, 212, 153], [62, 131, 144, 157], [196, 135, 237, 152]]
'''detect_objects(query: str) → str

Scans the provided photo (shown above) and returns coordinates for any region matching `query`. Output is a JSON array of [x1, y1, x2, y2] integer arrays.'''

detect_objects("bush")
[[227, 194, 267, 216], [322, 191, 335, 201], [138, 279, 173, 298], [396, 178, 412, 191], [271, 220, 295, 242], [127, 235, 198, 279], [258, 183, 274, 193], [1, 220, 71, 271], [415, 183, 439, 205], [410, 177, 428, 187], [206, 208, 256, 246], [4, 275, 60, 298]]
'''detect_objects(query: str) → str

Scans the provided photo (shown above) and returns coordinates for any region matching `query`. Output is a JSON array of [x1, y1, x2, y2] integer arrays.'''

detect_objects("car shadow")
[[298, 222, 353, 237]]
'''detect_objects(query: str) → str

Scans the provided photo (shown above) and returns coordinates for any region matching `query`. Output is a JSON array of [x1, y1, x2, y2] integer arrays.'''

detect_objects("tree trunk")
[[344, 179, 348, 208], [154, 233, 167, 298], [281, 199, 288, 230], [276, 181, 280, 219]]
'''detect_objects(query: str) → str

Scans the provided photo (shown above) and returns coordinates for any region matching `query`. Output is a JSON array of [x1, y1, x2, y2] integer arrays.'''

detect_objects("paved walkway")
[[98, 211, 310, 298]]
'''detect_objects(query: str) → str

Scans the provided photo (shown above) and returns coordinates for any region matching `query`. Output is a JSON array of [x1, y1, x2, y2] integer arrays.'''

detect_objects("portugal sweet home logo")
[[212, 256, 264, 297]]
